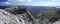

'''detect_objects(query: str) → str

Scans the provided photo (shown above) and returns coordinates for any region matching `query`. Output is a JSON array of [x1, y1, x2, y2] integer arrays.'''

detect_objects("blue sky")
[[0, 0, 60, 6], [0, 0, 8, 2]]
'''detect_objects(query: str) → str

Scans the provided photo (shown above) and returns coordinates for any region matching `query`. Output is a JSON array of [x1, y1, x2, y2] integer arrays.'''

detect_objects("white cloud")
[[5, 2, 10, 4], [6, 0, 60, 6], [23, 1, 60, 6], [16, 0, 32, 2], [27, 0, 33, 2], [10, 0, 33, 5], [17, 0, 26, 2], [52, 0, 58, 2]]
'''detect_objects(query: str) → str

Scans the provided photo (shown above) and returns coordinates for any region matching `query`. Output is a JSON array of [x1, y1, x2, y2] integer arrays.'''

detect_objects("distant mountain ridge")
[[0, 6, 57, 12], [25, 6, 56, 12]]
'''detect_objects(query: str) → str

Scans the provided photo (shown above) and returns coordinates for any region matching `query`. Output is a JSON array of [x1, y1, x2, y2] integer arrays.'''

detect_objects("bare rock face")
[[53, 19, 60, 24], [0, 9, 34, 24]]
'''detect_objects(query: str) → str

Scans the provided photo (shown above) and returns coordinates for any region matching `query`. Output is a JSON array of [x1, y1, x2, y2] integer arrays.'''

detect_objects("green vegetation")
[[45, 8, 57, 19]]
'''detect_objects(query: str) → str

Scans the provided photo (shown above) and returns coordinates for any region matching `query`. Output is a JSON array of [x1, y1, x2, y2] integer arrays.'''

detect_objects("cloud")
[[4, 0, 60, 6], [5, 2, 10, 4], [9, 0, 33, 5], [27, 0, 33, 2], [22, 1, 60, 6], [15, 0, 32, 2], [17, 0, 26, 2], [52, 0, 59, 2]]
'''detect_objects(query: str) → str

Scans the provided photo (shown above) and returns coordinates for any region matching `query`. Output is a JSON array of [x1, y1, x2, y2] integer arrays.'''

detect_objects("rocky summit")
[[0, 9, 35, 24]]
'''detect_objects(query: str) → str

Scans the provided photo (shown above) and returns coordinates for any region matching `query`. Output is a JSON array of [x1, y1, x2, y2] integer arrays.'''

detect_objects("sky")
[[0, 0, 60, 6]]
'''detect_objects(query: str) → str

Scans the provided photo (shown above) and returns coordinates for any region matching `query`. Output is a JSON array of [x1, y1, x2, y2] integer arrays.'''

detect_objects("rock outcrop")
[[0, 9, 35, 24]]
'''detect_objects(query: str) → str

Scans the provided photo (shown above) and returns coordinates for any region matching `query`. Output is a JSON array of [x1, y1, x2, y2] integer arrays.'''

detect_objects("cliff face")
[[0, 9, 35, 24]]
